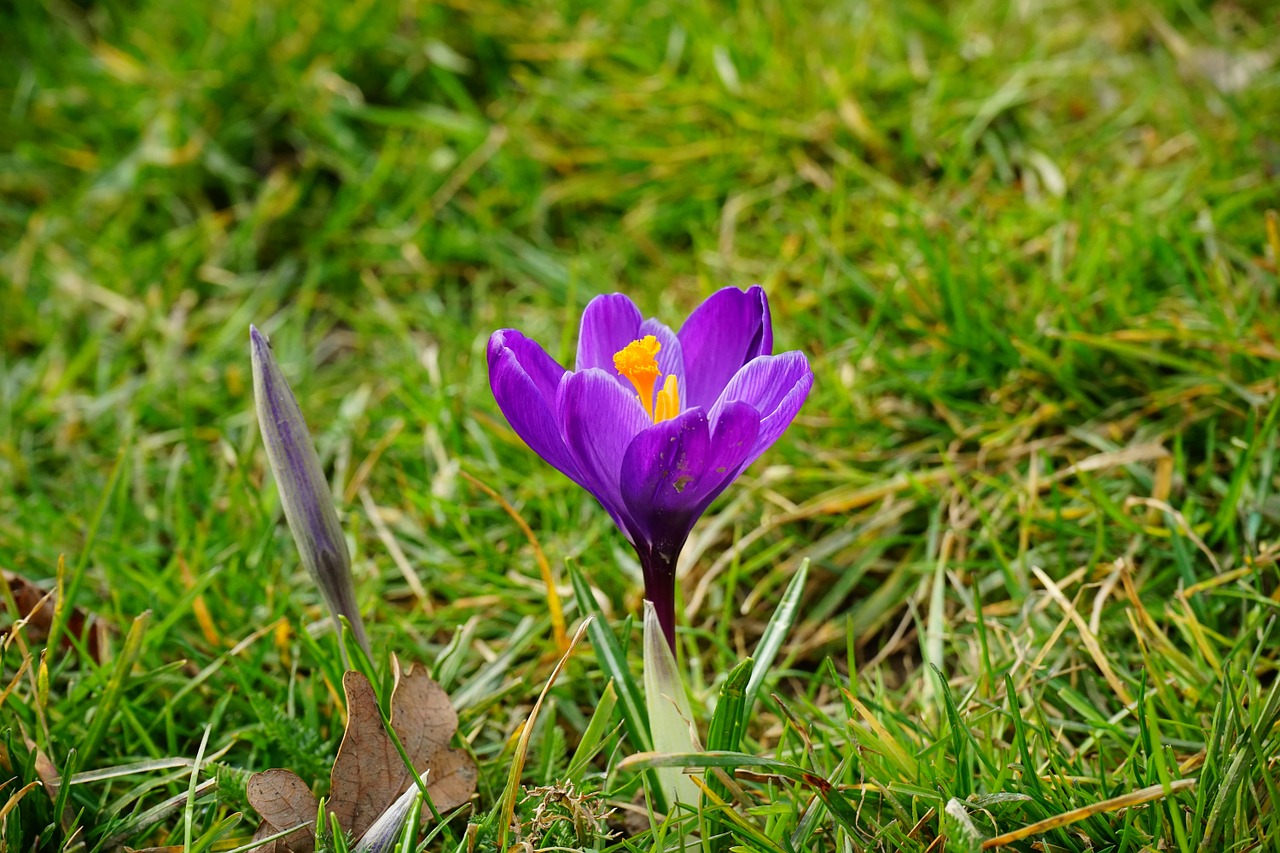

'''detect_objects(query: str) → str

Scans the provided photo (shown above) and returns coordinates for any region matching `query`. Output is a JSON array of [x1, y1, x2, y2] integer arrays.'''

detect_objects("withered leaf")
[[28, 738, 75, 834], [246, 769, 318, 853], [387, 658, 476, 812], [247, 666, 477, 851], [1, 570, 104, 662], [328, 670, 401, 840]]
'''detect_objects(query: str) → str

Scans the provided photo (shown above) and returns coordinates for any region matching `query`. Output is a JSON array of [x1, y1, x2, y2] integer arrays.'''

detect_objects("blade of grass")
[[46, 448, 127, 666], [566, 559, 651, 752], [566, 678, 619, 782], [620, 750, 860, 828], [79, 610, 149, 767], [742, 558, 809, 724]]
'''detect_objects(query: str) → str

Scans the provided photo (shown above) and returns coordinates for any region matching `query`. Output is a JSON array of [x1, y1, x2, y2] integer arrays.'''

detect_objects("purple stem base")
[[638, 546, 681, 651]]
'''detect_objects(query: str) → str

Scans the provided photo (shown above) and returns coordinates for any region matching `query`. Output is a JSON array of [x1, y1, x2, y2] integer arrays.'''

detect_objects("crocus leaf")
[[619, 750, 860, 828], [566, 678, 620, 783], [643, 600, 702, 812], [706, 658, 752, 755]]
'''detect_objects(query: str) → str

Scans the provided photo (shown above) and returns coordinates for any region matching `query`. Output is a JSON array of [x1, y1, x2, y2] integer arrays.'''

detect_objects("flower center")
[[613, 336, 680, 422]]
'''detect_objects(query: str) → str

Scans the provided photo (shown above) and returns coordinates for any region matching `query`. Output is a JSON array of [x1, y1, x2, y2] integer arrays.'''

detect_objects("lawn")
[[3, 0, 1279, 850]]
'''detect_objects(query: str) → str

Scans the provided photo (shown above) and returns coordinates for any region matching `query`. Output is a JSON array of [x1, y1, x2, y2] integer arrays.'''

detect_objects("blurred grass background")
[[2, 0, 1280, 850]]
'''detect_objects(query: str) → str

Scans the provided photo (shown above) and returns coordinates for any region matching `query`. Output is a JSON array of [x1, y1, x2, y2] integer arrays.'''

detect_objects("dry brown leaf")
[[246, 769, 318, 853], [246, 667, 477, 850], [387, 658, 476, 811], [27, 739, 75, 834], [0, 739, 78, 837], [1, 571, 104, 662]]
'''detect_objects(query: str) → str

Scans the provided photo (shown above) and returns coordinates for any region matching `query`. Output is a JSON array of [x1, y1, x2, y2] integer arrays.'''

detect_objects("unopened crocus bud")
[[250, 325, 370, 659], [643, 599, 700, 811], [352, 784, 419, 853]]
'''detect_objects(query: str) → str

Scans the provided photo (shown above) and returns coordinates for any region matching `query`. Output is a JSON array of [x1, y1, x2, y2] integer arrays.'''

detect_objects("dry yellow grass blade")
[[360, 488, 433, 616], [783, 468, 956, 521], [179, 554, 221, 648], [0, 657, 31, 711], [1183, 567, 1253, 596], [461, 470, 569, 653], [0, 780, 42, 823], [1031, 566, 1134, 706], [842, 689, 917, 775], [1266, 209, 1280, 267], [981, 778, 1196, 848], [1046, 444, 1169, 486], [343, 418, 405, 503], [496, 618, 591, 849], [1123, 496, 1221, 574]]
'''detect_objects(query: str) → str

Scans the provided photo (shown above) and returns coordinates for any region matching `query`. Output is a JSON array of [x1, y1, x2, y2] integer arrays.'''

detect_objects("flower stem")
[[649, 588, 676, 651], [638, 548, 679, 651]]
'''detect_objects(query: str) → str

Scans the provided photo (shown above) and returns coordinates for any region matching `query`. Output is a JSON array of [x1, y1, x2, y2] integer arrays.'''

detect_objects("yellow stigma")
[[613, 336, 680, 422]]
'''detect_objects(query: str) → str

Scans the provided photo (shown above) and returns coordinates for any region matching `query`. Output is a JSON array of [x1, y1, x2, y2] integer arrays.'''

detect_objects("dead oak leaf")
[[246, 664, 477, 852]]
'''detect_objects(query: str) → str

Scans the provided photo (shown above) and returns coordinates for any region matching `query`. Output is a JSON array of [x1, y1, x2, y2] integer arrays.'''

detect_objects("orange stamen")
[[613, 336, 680, 423], [654, 374, 679, 422]]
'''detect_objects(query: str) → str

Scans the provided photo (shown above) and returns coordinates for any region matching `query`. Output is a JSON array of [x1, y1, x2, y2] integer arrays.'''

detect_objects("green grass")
[[3, 0, 1280, 850]]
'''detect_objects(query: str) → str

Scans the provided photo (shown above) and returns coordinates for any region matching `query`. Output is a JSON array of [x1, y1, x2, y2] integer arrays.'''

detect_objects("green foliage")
[[3, 0, 1280, 850]]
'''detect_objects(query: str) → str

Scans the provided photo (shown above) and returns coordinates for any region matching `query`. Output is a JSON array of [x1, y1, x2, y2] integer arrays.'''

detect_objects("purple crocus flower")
[[487, 286, 813, 648]]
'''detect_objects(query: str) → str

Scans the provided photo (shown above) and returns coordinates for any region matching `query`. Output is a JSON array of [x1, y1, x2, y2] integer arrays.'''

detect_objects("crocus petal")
[[709, 351, 813, 468], [576, 296, 686, 400], [699, 401, 766, 502], [490, 329, 566, 402], [619, 404, 760, 560], [618, 409, 709, 556], [250, 325, 370, 658], [575, 293, 644, 374], [677, 285, 772, 410], [488, 330, 582, 484], [559, 368, 651, 540]]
